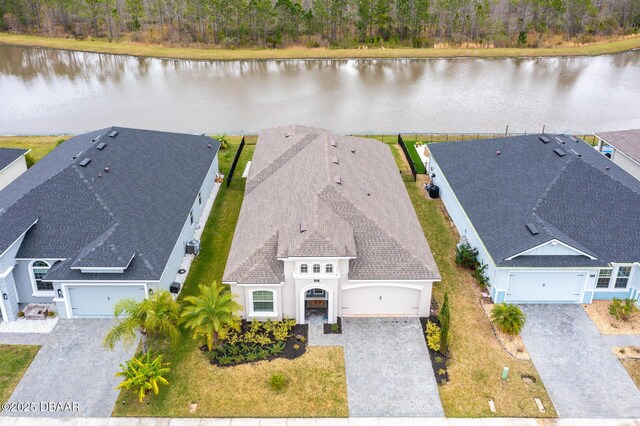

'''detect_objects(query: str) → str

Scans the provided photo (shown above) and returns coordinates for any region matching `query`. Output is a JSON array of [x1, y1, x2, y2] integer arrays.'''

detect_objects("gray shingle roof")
[[223, 125, 440, 284], [428, 134, 640, 267], [0, 127, 220, 281], [595, 129, 640, 164], [0, 148, 27, 172]]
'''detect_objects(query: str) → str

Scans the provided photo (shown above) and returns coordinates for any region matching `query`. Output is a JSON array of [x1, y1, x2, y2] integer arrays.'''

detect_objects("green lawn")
[[0, 135, 69, 165], [2, 33, 640, 61], [0, 345, 40, 403]]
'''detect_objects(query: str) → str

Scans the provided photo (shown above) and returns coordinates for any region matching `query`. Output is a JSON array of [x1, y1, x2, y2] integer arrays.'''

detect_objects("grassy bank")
[[1, 33, 639, 61]]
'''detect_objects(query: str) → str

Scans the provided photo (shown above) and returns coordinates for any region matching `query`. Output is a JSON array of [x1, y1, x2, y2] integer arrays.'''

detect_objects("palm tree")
[[181, 283, 242, 351], [103, 290, 181, 352], [491, 303, 526, 336], [116, 351, 170, 403]]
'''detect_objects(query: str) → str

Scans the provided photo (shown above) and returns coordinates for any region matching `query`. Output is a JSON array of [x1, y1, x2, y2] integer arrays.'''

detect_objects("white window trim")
[[312, 263, 321, 274], [248, 289, 278, 317], [300, 263, 309, 274], [29, 260, 55, 297], [293, 262, 339, 279], [594, 264, 635, 291]]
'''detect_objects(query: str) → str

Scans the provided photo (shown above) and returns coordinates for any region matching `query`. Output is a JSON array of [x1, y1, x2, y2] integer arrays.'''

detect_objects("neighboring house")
[[595, 129, 640, 181], [0, 127, 220, 322], [223, 125, 440, 324], [428, 134, 640, 304], [0, 148, 28, 192]]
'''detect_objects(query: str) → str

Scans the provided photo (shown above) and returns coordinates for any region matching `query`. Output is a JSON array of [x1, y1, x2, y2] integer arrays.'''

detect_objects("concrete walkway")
[[1, 319, 136, 418], [2, 417, 640, 425], [342, 317, 444, 417], [307, 313, 343, 347], [521, 305, 640, 418]]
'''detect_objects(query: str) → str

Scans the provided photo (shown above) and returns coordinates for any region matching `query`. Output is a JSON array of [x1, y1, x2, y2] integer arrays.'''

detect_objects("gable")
[[508, 239, 594, 259]]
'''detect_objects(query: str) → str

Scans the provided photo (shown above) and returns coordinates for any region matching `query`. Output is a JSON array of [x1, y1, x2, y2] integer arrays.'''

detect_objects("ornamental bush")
[[491, 303, 526, 336], [455, 243, 479, 269], [269, 373, 288, 392], [426, 321, 441, 351], [609, 298, 639, 322]]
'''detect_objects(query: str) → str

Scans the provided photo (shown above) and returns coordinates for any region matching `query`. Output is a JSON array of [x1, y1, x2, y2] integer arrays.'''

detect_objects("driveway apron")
[[342, 317, 444, 417], [521, 304, 640, 418]]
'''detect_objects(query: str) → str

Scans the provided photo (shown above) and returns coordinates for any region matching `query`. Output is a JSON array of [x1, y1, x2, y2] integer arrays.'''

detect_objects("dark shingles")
[[428, 134, 640, 267], [0, 127, 220, 281], [0, 148, 27, 171]]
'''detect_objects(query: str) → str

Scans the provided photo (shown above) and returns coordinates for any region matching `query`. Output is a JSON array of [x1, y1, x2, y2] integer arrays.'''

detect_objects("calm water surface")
[[0, 45, 639, 135]]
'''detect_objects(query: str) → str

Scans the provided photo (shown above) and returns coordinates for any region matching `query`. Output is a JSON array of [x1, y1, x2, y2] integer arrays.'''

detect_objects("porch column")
[[0, 267, 20, 321]]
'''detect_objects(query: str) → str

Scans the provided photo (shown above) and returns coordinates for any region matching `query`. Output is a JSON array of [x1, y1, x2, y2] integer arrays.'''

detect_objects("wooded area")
[[1, 0, 639, 49]]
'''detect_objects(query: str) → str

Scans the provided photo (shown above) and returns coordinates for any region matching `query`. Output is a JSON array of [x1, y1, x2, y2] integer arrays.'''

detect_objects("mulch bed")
[[323, 317, 342, 334], [205, 322, 308, 368], [419, 316, 449, 385]]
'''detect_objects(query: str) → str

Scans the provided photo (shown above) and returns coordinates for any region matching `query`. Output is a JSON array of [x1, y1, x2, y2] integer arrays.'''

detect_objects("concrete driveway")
[[521, 305, 640, 418], [1, 319, 136, 417], [342, 317, 444, 417]]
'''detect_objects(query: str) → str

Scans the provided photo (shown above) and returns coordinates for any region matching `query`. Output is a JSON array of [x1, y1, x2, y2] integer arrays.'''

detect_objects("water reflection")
[[0, 45, 639, 134]]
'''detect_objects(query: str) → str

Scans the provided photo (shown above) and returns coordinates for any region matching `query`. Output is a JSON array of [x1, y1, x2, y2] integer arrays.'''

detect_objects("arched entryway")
[[299, 285, 334, 324]]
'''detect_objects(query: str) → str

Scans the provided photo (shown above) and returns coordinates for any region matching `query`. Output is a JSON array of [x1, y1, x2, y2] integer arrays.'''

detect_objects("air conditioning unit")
[[186, 239, 200, 256]]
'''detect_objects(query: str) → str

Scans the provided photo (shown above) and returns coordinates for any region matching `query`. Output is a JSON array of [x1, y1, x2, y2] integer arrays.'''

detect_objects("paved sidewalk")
[[521, 305, 640, 418], [602, 334, 640, 346], [342, 317, 443, 417], [1, 319, 136, 418], [2, 417, 640, 425], [307, 314, 343, 347]]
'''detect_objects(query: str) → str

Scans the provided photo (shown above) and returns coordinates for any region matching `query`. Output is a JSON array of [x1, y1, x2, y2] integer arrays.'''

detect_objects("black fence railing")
[[397, 134, 417, 182], [226, 136, 245, 188]]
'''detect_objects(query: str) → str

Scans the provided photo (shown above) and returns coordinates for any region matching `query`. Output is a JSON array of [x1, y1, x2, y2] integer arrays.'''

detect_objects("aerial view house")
[[429, 134, 640, 304], [595, 129, 640, 181], [0, 127, 220, 322], [0, 148, 28, 192], [223, 125, 440, 324]]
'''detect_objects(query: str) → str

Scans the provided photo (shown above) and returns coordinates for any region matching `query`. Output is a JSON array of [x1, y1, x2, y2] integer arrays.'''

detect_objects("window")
[[615, 266, 632, 289], [325, 264, 334, 274], [190, 211, 194, 225], [596, 268, 612, 289], [252, 290, 274, 313], [31, 261, 53, 292], [198, 192, 202, 206], [312, 264, 321, 274], [300, 264, 308, 274]]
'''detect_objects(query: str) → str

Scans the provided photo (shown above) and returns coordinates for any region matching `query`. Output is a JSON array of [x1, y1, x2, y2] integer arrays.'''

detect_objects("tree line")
[[1, 0, 639, 48]]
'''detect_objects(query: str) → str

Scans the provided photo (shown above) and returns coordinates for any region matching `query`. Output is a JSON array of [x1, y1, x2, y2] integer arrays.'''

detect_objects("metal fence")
[[360, 132, 598, 146], [397, 134, 417, 182], [226, 136, 245, 188]]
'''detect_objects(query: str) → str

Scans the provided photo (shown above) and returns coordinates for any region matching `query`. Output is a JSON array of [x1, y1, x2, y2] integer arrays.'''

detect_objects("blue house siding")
[[593, 290, 633, 300]]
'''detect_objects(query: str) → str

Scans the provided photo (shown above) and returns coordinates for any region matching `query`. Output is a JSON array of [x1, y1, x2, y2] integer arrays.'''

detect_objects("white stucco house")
[[595, 129, 640, 181], [223, 125, 440, 324], [0, 127, 220, 322], [428, 134, 640, 304], [0, 148, 28, 192]]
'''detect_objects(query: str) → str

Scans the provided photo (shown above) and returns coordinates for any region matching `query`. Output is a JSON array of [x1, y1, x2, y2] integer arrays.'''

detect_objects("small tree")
[[214, 134, 230, 150], [181, 283, 242, 351], [438, 291, 450, 355], [609, 298, 639, 322], [472, 262, 490, 289], [455, 243, 479, 269], [491, 303, 526, 336], [116, 351, 170, 403], [103, 290, 181, 352]]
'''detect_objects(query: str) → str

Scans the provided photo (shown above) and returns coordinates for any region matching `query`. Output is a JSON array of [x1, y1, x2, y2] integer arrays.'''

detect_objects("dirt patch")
[[583, 300, 640, 334], [612, 346, 640, 359], [480, 301, 530, 360], [392, 144, 411, 171]]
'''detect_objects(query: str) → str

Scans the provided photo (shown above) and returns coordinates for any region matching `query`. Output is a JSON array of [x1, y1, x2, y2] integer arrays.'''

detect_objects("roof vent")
[[555, 136, 565, 144], [72, 151, 83, 159], [330, 140, 337, 147], [96, 142, 107, 150], [285, 134, 291, 138], [299, 221, 307, 233], [539, 136, 551, 144], [108, 131, 118, 138], [496, 150, 501, 155], [351, 148, 356, 154], [332, 156, 339, 165], [569, 149, 582, 157], [334, 175, 342, 185], [78, 158, 91, 167], [554, 148, 566, 157], [526, 223, 540, 235]]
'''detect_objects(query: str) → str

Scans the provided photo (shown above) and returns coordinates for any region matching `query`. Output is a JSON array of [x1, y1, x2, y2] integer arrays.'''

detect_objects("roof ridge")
[[245, 133, 318, 194]]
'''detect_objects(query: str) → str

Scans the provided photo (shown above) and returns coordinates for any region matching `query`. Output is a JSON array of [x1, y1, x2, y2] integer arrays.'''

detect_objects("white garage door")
[[67, 285, 146, 317], [506, 271, 585, 303], [341, 285, 421, 315]]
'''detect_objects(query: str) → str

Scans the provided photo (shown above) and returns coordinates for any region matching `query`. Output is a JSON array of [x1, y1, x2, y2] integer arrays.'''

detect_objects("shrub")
[[116, 351, 170, 403], [472, 262, 490, 289], [609, 298, 639, 322], [293, 343, 300, 350], [455, 243, 479, 269], [214, 134, 230, 149], [438, 292, 450, 355], [297, 335, 306, 343], [330, 323, 340, 333], [491, 303, 526, 336], [17, 311, 25, 318], [268, 373, 287, 392], [426, 321, 441, 351], [46, 310, 56, 317]]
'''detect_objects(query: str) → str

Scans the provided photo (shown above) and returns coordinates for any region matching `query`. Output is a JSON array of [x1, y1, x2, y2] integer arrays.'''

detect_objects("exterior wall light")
[[148, 288, 154, 296], [57, 289, 63, 298], [2, 293, 7, 300]]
